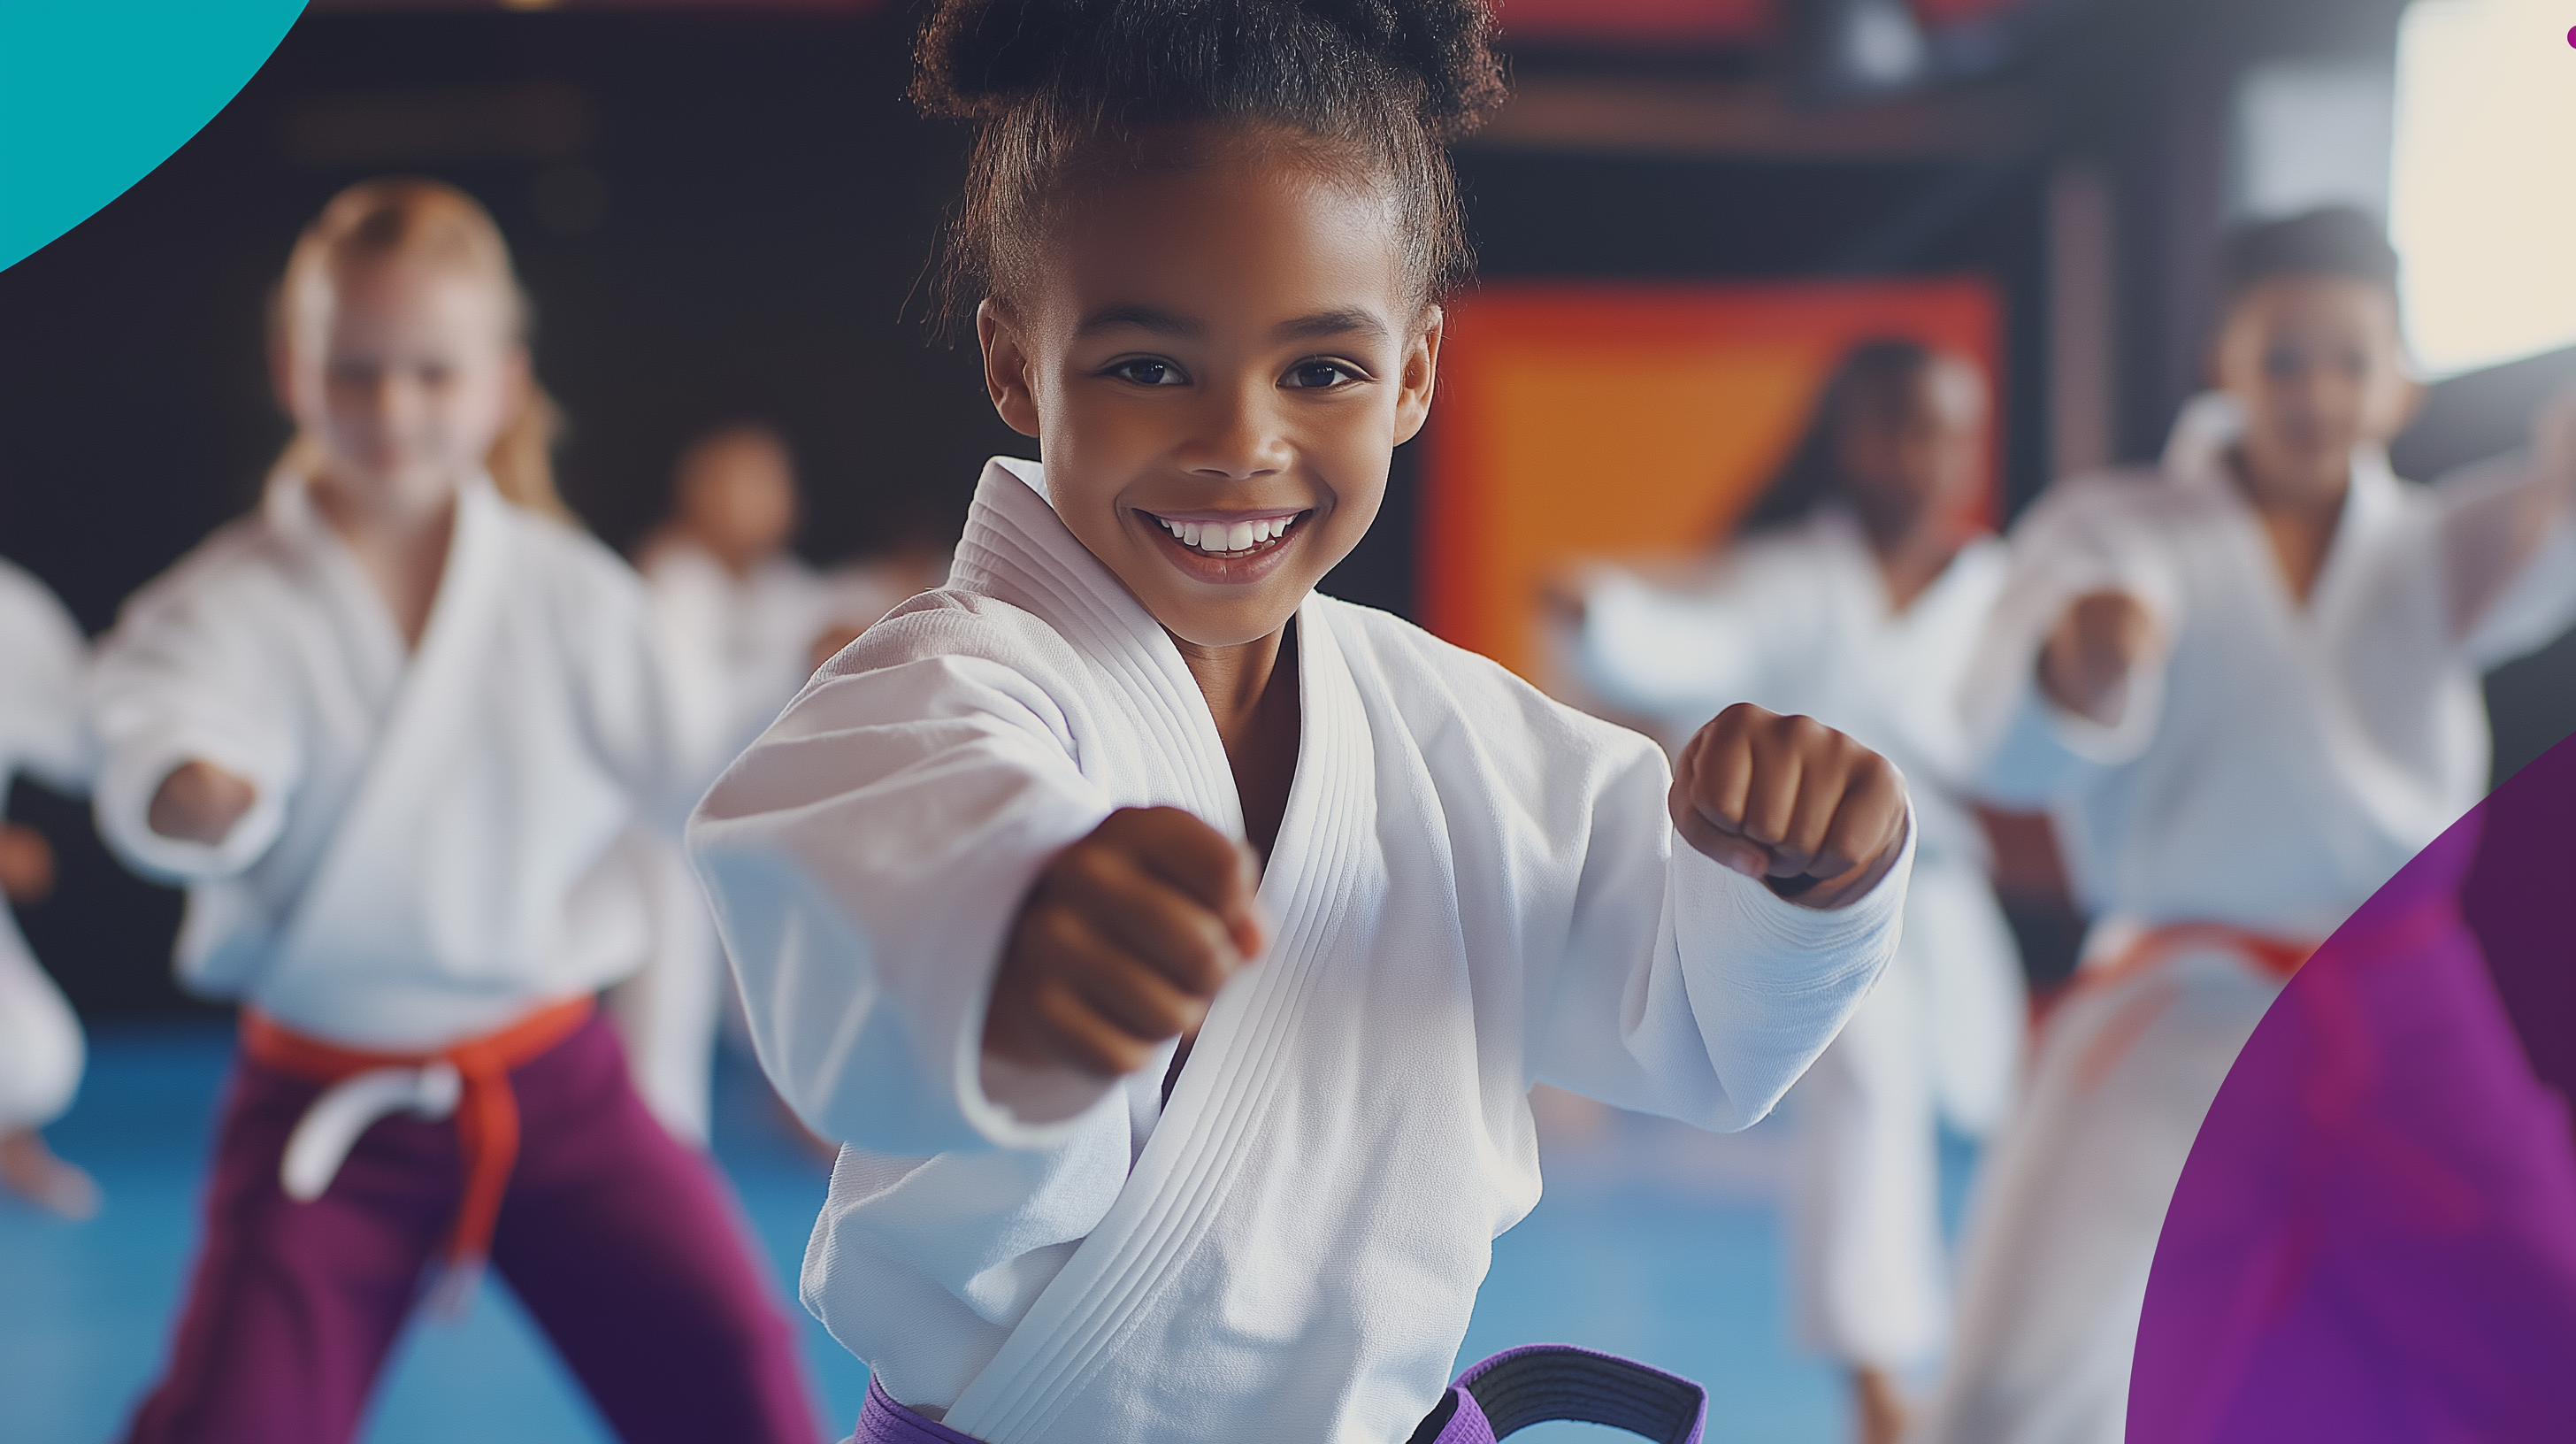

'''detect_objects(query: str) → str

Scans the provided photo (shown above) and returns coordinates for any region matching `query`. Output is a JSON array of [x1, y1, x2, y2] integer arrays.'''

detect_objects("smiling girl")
[[92, 180, 810, 1444], [693, 4, 1917, 1440]]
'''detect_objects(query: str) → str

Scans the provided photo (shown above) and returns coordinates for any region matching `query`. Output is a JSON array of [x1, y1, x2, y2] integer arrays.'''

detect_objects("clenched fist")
[[0, 824, 55, 905], [2038, 589, 2161, 726], [1672, 703, 1908, 911], [985, 806, 1266, 1079]]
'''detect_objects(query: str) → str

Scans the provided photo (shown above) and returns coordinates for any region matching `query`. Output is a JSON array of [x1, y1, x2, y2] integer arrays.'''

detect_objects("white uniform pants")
[[0, 918, 82, 1133], [1907, 946, 2280, 1444], [1784, 857, 2023, 1368]]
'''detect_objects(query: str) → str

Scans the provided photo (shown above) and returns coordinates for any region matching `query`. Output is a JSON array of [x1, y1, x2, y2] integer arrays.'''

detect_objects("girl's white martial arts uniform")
[[691, 458, 1918, 1444], [90, 473, 706, 1047], [614, 542, 847, 1144], [1569, 509, 2025, 1374], [0, 560, 94, 1136], [1911, 396, 2576, 1444]]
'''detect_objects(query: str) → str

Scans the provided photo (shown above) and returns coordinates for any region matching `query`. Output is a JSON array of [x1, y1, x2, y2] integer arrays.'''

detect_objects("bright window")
[[2389, 0, 2576, 376]]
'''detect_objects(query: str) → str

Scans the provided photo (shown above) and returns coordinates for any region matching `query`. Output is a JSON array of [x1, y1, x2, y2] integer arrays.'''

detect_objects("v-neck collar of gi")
[[1807, 505, 1997, 634], [2162, 399, 2404, 628], [941, 459, 1379, 1443]]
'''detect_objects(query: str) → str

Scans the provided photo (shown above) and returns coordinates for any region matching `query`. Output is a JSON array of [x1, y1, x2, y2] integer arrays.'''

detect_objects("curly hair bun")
[[912, 0, 1506, 141], [911, 0, 1506, 320]]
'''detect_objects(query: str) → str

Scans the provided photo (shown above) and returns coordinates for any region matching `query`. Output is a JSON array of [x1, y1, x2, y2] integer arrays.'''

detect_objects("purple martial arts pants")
[[121, 1015, 815, 1444]]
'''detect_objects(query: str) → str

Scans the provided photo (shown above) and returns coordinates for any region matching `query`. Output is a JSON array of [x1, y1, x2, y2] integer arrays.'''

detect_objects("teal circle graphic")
[[1, 1, 309, 273]]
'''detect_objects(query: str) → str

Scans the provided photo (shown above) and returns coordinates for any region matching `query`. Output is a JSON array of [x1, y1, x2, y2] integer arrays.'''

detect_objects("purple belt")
[[855, 1344, 1707, 1444]]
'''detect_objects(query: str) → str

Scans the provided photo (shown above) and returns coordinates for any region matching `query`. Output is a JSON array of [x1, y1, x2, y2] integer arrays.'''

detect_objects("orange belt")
[[2086, 922, 2314, 994], [2050, 924, 2317, 1091], [241, 995, 594, 1282]]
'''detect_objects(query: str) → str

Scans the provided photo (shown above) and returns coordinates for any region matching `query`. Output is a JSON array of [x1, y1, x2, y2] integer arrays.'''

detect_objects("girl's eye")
[[1284, 360, 1359, 390], [1111, 359, 1184, 387]]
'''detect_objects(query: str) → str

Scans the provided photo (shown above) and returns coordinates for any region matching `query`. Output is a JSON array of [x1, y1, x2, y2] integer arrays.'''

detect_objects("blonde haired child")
[[94, 178, 811, 1444]]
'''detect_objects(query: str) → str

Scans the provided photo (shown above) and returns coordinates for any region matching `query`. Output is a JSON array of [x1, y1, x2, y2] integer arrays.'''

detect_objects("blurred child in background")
[[91, 178, 812, 1444], [1916, 207, 2576, 1444], [1559, 340, 2024, 1444], [0, 558, 99, 1220], [619, 424, 956, 1148], [619, 423, 829, 1146]]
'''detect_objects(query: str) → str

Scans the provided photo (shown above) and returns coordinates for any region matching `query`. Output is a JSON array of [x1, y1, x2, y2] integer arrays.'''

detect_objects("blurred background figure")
[[619, 420, 936, 1147], [1918, 207, 2576, 1444], [1552, 340, 2025, 1444], [619, 423, 822, 1147], [808, 495, 960, 671], [89, 177, 813, 1444], [0, 558, 99, 1221]]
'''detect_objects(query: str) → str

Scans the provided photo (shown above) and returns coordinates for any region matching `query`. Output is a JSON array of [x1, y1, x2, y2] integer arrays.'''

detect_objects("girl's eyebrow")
[[1275, 308, 1388, 342], [1077, 303, 1202, 338]]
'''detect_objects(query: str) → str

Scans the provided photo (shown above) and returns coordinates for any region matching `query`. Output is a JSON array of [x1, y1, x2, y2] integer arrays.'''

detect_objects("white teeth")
[[1151, 513, 1298, 554]]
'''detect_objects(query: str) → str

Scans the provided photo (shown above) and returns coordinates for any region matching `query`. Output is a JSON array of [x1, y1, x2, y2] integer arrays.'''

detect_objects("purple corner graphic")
[[2131, 735, 2576, 1440]]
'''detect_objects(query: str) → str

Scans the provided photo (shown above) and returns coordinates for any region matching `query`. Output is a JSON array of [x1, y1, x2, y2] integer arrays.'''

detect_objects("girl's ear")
[[1392, 306, 1445, 447], [978, 297, 1042, 439]]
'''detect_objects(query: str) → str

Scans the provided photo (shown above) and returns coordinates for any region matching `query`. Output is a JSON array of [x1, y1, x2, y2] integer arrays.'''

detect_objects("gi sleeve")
[[1571, 567, 1774, 729], [1528, 724, 1913, 1133], [89, 569, 305, 884], [2433, 449, 2576, 669], [688, 603, 1117, 1156], [546, 534, 735, 836], [1959, 478, 2179, 805]]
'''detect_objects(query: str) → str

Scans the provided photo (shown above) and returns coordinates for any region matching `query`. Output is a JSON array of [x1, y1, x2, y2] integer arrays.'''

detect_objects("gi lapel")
[[954, 459, 1243, 832], [272, 480, 517, 971], [945, 568, 1382, 1442]]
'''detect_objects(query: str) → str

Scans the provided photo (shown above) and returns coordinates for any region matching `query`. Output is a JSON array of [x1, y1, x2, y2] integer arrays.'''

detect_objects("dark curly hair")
[[911, 0, 1507, 326], [1734, 337, 1944, 536]]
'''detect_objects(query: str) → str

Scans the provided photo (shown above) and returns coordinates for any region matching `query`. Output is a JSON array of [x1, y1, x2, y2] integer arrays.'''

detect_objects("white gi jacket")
[[692, 457, 1913, 1443], [1964, 397, 2576, 941], [90, 473, 707, 1050]]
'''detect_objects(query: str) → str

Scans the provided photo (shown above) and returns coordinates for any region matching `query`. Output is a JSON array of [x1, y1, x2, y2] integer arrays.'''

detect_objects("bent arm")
[[1530, 737, 1911, 1132], [1570, 566, 1774, 727], [2440, 393, 2576, 665], [89, 585, 302, 883], [687, 639, 1116, 1156], [1960, 485, 2177, 805]]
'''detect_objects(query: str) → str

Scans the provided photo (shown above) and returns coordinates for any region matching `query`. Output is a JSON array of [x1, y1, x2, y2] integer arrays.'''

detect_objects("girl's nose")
[[1178, 385, 1291, 480]]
